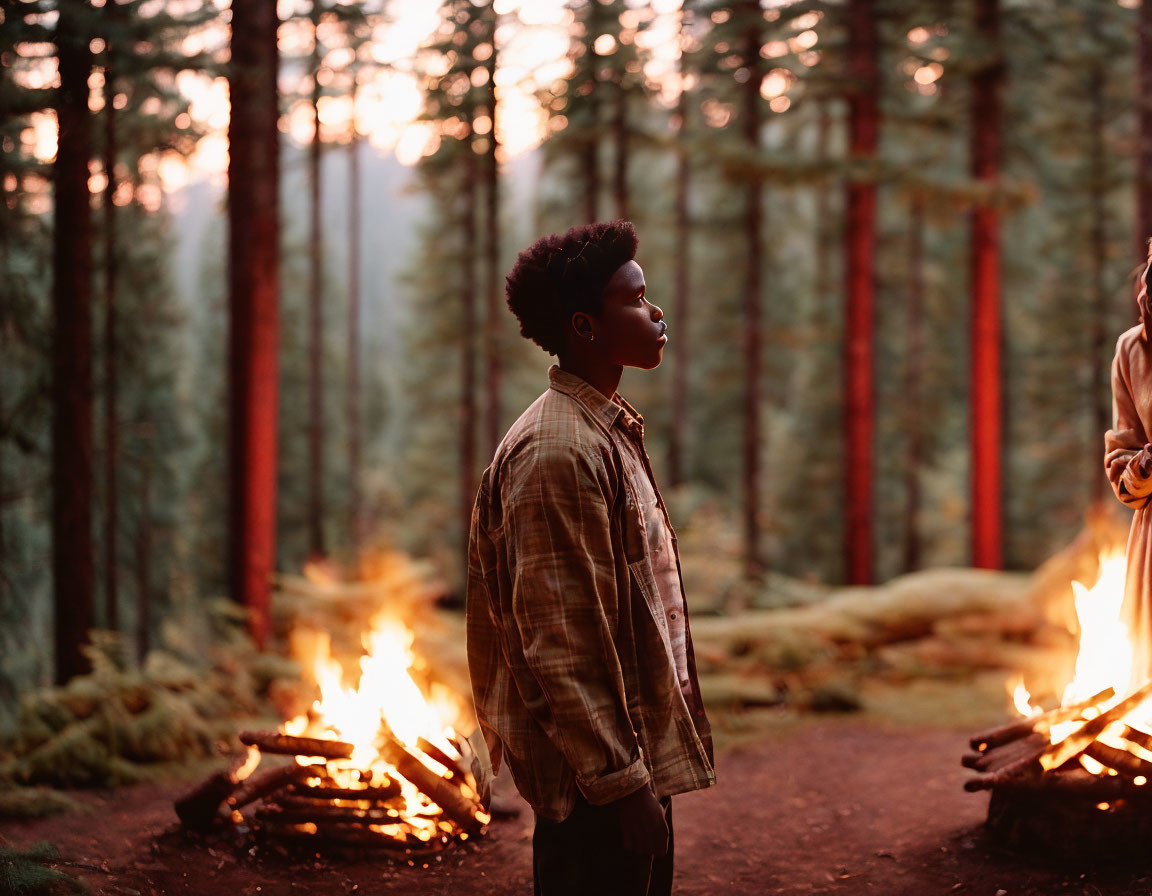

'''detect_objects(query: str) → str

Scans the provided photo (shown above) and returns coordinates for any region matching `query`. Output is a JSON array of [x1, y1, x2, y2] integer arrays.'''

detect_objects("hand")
[[1138, 443, 1152, 480], [615, 786, 668, 856]]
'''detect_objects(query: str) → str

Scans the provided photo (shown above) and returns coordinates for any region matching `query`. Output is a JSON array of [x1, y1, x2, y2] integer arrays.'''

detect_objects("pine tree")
[[539, 0, 650, 227], [968, 0, 1003, 569], [843, 0, 879, 585], [51, 0, 97, 684], [227, 0, 281, 650]]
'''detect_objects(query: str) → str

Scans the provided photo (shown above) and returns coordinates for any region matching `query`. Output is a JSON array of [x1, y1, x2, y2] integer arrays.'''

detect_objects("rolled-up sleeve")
[[499, 440, 649, 805]]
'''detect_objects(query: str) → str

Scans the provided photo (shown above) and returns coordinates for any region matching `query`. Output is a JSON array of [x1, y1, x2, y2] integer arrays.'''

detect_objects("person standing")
[[466, 220, 715, 895]]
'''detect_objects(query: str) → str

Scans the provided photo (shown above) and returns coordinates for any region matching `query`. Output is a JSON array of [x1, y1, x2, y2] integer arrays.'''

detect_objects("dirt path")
[[4, 716, 1152, 896]]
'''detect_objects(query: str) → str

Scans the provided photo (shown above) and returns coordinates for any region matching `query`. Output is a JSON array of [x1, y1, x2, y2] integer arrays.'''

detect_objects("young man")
[[465, 220, 715, 896]]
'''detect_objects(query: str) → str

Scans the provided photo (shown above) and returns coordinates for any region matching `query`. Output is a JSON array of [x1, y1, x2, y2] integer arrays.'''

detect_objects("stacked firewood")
[[962, 681, 1152, 792], [174, 728, 488, 858]]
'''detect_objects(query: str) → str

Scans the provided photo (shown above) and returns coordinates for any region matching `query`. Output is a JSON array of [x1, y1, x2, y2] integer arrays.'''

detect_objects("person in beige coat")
[[1106, 245, 1152, 688]]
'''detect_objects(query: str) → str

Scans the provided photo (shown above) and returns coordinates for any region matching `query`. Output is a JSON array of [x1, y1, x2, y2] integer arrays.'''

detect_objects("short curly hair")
[[505, 220, 639, 356]]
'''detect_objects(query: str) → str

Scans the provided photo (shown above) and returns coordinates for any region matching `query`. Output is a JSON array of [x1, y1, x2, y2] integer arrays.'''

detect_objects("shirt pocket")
[[625, 470, 666, 557]]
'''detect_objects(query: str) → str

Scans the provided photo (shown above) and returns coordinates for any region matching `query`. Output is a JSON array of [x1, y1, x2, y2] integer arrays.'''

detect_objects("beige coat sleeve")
[[1107, 341, 1152, 508]]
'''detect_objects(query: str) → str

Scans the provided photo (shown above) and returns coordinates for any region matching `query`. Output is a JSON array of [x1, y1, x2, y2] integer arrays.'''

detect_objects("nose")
[[650, 302, 663, 320]]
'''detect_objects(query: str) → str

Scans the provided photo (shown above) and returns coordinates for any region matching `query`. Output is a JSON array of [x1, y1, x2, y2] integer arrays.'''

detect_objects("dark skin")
[[557, 259, 668, 400], [557, 258, 671, 856]]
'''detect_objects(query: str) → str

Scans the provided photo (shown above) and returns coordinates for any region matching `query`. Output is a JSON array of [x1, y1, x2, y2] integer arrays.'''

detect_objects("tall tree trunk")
[[1138, 0, 1152, 261], [582, 42, 600, 223], [669, 72, 691, 487], [612, 74, 628, 219], [1087, 20, 1109, 503], [969, 0, 1003, 570], [102, 19, 119, 631], [843, 0, 878, 585], [347, 81, 362, 548], [307, 1, 326, 559], [815, 99, 832, 311], [227, 0, 280, 651], [740, 5, 763, 581], [903, 197, 925, 572], [52, 0, 95, 684], [136, 455, 151, 663], [483, 33, 502, 460], [460, 119, 479, 565]]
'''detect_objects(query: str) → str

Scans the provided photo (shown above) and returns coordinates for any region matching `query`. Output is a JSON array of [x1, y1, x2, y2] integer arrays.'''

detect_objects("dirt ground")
[[6, 704, 1152, 896]]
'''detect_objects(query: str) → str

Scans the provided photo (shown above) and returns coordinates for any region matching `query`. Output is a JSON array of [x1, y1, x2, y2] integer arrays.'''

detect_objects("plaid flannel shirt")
[[466, 364, 715, 822]]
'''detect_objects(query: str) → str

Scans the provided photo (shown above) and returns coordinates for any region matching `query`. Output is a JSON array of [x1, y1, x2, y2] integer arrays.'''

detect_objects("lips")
[[658, 323, 668, 342]]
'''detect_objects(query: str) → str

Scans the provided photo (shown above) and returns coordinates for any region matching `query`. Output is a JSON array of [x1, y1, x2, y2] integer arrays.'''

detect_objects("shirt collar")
[[547, 364, 644, 434]]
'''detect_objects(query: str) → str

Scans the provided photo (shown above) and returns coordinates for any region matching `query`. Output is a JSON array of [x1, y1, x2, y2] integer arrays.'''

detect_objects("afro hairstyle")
[[505, 220, 639, 356]]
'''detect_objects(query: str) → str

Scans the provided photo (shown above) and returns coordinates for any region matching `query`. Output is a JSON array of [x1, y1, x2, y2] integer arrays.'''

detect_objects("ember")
[[175, 611, 491, 860], [962, 546, 1152, 859]]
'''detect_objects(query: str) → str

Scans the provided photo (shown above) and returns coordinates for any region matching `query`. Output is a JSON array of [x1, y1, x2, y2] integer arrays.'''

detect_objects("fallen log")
[[175, 747, 259, 829], [969, 687, 1115, 752], [238, 730, 354, 759], [379, 730, 486, 835]]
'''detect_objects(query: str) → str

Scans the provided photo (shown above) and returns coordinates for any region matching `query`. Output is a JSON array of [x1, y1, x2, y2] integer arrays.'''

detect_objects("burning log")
[[417, 736, 471, 784], [175, 747, 259, 829], [969, 687, 1115, 752], [1035, 681, 1152, 772], [379, 730, 486, 835], [238, 730, 354, 759], [224, 763, 320, 813], [259, 819, 453, 856], [1116, 724, 1152, 753], [965, 682, 1152, 791], [257, 804, 401, 827], [1083, 740, 1152, 778], [286, 780, 403, 803], [962, 732, 1047, 772]]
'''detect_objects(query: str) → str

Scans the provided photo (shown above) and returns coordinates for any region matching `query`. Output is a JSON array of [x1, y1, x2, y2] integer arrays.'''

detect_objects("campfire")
[[962, 545, 1152, 857], [175, 611, 491, 861]]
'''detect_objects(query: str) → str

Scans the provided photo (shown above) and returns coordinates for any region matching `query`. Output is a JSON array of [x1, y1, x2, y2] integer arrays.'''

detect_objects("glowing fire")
[[281, 612, 490, 839], [1060, 549, 1131, 708], [1013, 547, 1152, 775]]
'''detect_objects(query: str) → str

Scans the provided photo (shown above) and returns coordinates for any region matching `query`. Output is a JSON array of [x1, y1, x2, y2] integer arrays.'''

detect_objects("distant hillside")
[[168, 142, 429, 355], [167, 141, 542, 358]]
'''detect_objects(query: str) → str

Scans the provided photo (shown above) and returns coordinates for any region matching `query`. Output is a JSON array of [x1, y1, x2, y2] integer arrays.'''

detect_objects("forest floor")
[[4, 678, 1152, 896]]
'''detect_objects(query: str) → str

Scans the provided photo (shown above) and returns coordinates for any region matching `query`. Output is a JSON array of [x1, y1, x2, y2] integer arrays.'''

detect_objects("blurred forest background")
[[0, 0, 1148, 742]]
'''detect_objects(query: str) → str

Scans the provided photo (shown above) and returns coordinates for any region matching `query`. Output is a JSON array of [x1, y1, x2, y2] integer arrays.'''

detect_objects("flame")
[[280, 609, 483, 836], [1059, 549, 1131, 708], [1011, 677, 1038, 717], [1013, 546, 1152, 774]]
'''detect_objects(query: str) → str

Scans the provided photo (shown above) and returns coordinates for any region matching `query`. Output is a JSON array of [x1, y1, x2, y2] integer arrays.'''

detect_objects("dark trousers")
[[532, 792, 673, 896]]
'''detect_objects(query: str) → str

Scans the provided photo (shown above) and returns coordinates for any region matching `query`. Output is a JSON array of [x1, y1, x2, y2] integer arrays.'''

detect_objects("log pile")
[[961, 682, 1152, 859], [963, 681, 1152, 792], [174, 729, 489, 860]]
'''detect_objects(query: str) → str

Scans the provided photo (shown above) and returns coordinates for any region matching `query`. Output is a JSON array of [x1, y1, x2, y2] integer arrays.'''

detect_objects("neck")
[[558, 353, 624, 400]]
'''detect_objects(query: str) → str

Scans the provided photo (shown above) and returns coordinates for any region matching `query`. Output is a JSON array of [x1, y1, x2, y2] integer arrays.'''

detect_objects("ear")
[[571, 312, 594, 338]]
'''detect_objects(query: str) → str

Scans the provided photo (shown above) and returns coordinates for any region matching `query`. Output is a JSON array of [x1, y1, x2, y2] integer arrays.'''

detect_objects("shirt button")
[[669, 611, 677, 620]]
